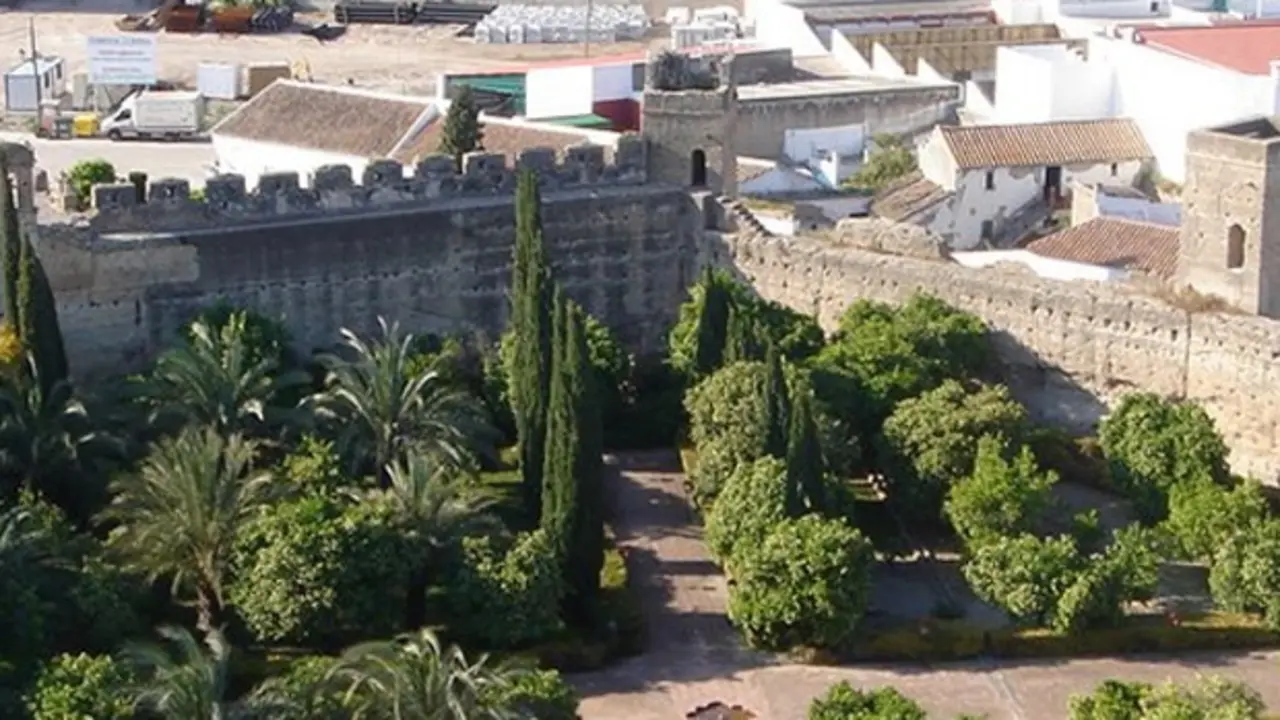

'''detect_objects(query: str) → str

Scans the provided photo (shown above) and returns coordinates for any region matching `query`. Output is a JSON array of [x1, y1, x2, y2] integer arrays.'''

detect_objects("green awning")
[[539, 114, 613, 129]]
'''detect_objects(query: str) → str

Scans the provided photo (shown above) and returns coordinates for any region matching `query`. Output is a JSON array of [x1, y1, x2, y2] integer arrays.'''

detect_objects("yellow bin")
[[72, 114, 100, 138]]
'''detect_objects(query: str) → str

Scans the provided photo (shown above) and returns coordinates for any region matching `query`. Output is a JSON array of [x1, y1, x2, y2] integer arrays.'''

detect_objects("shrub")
[[728, 515, 874, 651], [66, 159, 116, 205], [445, 529, 565, 649], [704, 456, 789, 564], [1098, 393, 1229, 521], [25, 653, 134, 720], [1071, 675, 1266, 720], [599, 547, 645, 658], [844, 134, 918, 192], [484, 669, 580, 719], [945, 435, 1057, 550], [808, 682, 926, 720], [880, 380, 1027, 521], [1163, 477, 1267, 561], [229, 496, 410, 648], [964, 533, 1082, 626], [252, 655, 350, 720], [1068, 679, 1150, 720], [189, 301, 293, 369], [1209, 520, 1280, 630]]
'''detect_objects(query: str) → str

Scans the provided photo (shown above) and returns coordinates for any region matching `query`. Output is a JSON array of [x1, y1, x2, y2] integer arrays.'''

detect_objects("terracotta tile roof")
[[1026, 217, 1179, 279], [1135, 21, 1280, 75], [939, 119, 1152, 169], [212, 81, 433, 158], [392, 118, 605, 166], [870, 170, 953, 221]]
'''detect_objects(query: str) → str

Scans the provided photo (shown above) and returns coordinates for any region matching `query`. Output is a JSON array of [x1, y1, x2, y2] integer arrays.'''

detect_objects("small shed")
[[4, 56, 65, 113]]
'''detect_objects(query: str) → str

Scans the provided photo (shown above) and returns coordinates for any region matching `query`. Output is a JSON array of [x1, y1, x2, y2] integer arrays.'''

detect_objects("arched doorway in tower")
[[690, 149, 708, 187]]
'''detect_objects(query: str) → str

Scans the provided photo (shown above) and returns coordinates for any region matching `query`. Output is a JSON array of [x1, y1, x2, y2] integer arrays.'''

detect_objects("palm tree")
[[122, 625, 241, 720], [308, 319, 492, 483], [329, 628, 524, 720], [377, 453, 502, 628], [142, 313, 310, 438], [0, 354, 120, 523], [101, 427, 274, 638]]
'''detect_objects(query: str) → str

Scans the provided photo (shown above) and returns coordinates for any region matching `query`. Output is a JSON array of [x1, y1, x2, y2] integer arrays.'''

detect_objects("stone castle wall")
[[36, 137, 700, 374], [713, 229, 1280, 484]]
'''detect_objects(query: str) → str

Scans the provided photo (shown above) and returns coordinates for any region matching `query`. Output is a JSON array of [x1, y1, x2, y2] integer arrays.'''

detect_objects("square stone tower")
[[641, 51, 738, 197], [1177, 117, 1280, 317]]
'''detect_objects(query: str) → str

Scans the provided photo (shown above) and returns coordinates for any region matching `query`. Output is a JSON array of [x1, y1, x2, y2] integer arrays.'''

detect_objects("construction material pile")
[[474, 4, 648, 44]]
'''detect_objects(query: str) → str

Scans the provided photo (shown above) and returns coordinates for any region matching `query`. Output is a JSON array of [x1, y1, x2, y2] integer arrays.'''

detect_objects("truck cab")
[[101, 90, 205, 141]]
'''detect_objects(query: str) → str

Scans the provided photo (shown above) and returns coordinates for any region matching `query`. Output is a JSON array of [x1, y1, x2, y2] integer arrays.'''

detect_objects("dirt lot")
[[0, 9, 667, 103]]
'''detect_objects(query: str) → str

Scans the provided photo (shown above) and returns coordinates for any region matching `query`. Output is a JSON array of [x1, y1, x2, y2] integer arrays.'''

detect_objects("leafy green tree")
[[278, 434, 349, 496], [945, 435, 1057, 550], [786, 382, 827, 516], [103, 428, 274, 639], [445, 529, 565, 649], [378, 452, 500, 629], [510, 169, 554, 521], [723, 302, 761, 364], [144, 313, 310, 437], [1141, 675, 1265, 719], [0, 356, 120, 523], [761, 343, 789, 459], [1, 159, 19, 323], [963, 533, 1082, 625], [845, 134, 918, 192], [25, 653, 135, 720], [329, 628, 524, 719], [1163, 477, 1267, 561], [123, 626, 243, 720], [1209, 520, 1280, 629], [188, 302, 295, 373], [880, 380, 1027, 521], [668, 268, 823, 380], [811, 295, 991, 438], [705, 456, 790, 564], [310, 318, 492, 483], [808, 682, 926, 720], [1098, 393, 1229, 521], [250, 655, 351, 720], [438, 85, 485, 171], [728, 514, 874, 650], [229, 495, 409, 648], [1053, 524, 1160, 634], [66, 158, 116, 206], [1069, 679, 1150, 720], [481, 668, 580, 720], [692, 267, 731, 378]]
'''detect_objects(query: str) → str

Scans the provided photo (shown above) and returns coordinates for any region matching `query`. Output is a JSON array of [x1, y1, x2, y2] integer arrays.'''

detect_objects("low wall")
[[715, 230, 1280, 484]]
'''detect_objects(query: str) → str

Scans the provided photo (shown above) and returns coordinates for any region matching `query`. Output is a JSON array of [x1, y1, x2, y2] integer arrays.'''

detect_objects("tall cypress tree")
[[724, 301, 760, 365], [761, 342, 790, 460], [438, 85, 484, 171], [692, 268, 729, 377], [31, 249, 67, 388], [565, 301, 604, 626], [511, 170, 554, 522], [786, 385, 827, 516], [1, 160, 20, 325], [540, 287, 576, 554], [16, 236, 37, 367]]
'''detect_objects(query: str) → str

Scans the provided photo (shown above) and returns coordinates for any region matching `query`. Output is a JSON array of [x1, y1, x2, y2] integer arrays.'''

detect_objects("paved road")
[[0, 131, 215, 187], [573, 451, 1280, 720]]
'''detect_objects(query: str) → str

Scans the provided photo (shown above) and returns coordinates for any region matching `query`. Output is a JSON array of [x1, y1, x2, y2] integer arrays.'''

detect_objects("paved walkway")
[[572, 451, 1280, 720]]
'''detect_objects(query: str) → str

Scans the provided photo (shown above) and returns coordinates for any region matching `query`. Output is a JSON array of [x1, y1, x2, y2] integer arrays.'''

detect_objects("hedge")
[[843, 613, 1280, 663]]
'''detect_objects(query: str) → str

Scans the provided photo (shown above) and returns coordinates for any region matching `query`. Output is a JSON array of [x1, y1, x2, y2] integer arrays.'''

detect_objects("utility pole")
[[584, 0, 593, 58], [28, 18, 43, 135]]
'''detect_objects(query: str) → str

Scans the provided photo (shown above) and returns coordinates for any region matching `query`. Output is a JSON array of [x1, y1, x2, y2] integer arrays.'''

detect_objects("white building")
[[951, 215, 1178, 281], [976, 21, 1280, 182], [3, 56, 65, 114], [211, 81, 440, 189], [872, 117, 1153, 249]]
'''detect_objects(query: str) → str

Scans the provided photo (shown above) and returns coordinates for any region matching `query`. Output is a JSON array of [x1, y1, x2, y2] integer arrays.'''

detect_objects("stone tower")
[[1177, 117, 1280, 318], [641, 50, 738, 197]]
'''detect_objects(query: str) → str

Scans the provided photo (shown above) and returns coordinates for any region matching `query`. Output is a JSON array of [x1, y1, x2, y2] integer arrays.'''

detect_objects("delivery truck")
[[100, 90, 205, 141]]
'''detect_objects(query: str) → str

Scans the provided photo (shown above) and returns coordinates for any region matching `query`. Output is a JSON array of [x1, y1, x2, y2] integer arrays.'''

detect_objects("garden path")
[[571, 451, 1280, 720]]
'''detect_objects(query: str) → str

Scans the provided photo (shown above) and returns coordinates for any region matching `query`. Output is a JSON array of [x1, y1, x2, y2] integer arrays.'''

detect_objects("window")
[[1110, 163, 1118, 176], [984, 171, 995, 190], [1227, 224, 1246, 269], [981, 220, 994, 240], [1149, 0, 1159, 11]]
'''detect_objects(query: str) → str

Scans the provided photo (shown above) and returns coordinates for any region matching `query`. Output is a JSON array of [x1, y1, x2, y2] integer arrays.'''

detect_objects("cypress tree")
[[724, 301, 760, 365], [761, 342, 789, 459], [31, 249, 67, 388], [566, 301, 604, 626], [16, 236, 36, 365], [540, 287, 575, 553], [438, 85, 484, 171], [692, 268, 729, 377], [1, 160, 20, 324], [786, 385, 827, 516], [511, 170, 553, 522]]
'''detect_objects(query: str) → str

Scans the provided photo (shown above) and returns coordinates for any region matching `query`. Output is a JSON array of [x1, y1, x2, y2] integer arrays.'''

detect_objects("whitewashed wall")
[[592, 63, 636, 102], [1050, 0, 1169, 18], [525, 66, 594, 119], [872, 43, 907, 78], [953, 249, 1129, 282], [829, 30, 873, 74], [993, 45, 1112, 124], [748, 0, 826, 56], [211, 136, 364, 190], [783, 123, 866, 165]]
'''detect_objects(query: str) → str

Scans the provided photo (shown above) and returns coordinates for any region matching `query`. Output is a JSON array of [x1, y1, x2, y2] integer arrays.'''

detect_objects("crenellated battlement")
[[88, 135, 648, 234]]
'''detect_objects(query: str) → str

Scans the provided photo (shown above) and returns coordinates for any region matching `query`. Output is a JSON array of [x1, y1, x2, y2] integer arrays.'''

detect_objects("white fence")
[[475, 4, 649, 44]]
